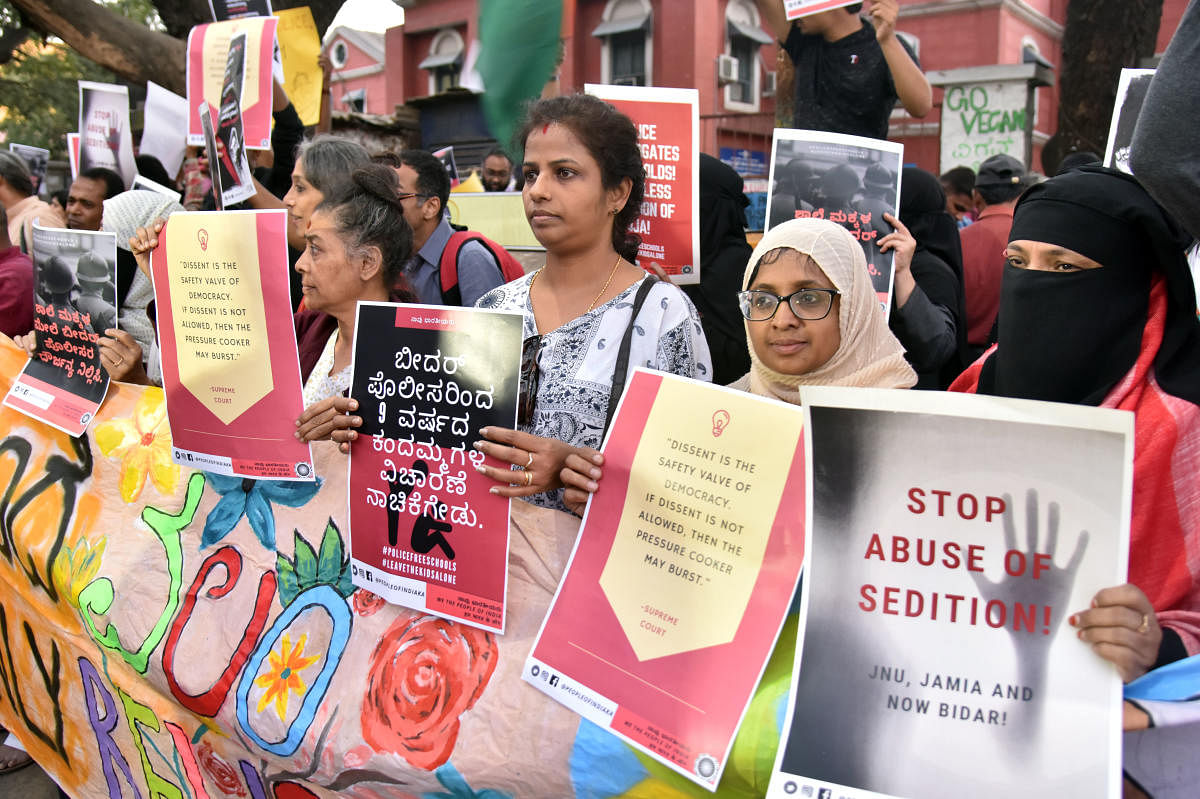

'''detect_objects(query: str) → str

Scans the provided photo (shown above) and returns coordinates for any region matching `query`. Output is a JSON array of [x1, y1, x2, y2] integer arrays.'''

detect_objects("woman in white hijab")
[[561, 217, 916, 513]]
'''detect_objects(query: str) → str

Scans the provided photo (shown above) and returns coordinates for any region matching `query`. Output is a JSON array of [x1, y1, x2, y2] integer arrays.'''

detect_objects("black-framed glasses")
[[396, 192, 432, 202], [737, 288, 840, 321], [518, 334, 542, 426]]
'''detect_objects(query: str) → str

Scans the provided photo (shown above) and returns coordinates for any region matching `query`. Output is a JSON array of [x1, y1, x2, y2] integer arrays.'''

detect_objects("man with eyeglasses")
[[394, 149, 506, 307]]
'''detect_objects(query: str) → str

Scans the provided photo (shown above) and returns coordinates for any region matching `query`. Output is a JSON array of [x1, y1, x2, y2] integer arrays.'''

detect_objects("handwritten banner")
[[938, 80, 1029, 175], [348, 302, 522, 632], [767, 387, 1130, 799]]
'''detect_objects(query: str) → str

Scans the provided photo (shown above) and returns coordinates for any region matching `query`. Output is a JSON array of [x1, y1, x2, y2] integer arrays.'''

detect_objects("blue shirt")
[[402, 218, 505, 306]]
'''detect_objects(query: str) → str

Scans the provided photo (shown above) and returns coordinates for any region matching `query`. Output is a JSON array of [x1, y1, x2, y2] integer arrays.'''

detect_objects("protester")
[[894, 166, 968, 388], [481, 147, 516, 192], [288, 165, 417, 416], [0, 205, 34, 341], [66, 167, 124, 231], [682, 154, 753, 385], [952, 166, 1200, 682], [133, 154, 175, 189], [939, 165, 975, 227], [0, 150, 64, 252], [755, 0, 931, 138], [282, 136, 371, 253], [394, 148, 507, 306], [562, 216, 914, 513], [960, 153, 1026, 357], [464, 93, 711, 513]]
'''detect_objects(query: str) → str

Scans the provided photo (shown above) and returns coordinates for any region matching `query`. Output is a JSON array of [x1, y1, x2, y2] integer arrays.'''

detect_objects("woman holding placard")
[[469, 94, 711, 513], [952, 166, 1200, 683], [561, 216, 917, 512]]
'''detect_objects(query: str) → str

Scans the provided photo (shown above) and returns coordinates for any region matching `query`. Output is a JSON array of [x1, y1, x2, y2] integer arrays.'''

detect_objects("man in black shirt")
[[756, 0, 931, 138]]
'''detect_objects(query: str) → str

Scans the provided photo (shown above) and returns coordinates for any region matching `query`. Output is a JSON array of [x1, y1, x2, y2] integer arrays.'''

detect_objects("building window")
[[595, 0, 652, 86], [724, 0, 773, 112], [420, 29, 465, 96], [331, 41, 349, 69], [342, 88, 366, 113]]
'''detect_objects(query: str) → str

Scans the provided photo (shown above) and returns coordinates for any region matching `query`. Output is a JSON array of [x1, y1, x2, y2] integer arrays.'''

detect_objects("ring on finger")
[[524, 471, 533, 487], [1138, 613, 1149, 634], [526, 451, 534, 468]]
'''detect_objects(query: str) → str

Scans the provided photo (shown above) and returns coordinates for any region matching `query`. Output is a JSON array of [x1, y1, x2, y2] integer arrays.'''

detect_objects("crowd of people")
[[1, 0, 1199, 791]]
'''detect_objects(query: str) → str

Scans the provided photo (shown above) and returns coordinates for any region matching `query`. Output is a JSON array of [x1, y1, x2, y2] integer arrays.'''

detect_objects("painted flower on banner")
[[196, 740, 246, 797], [424, 763, 514, 799], [254, 632, 322, 721], [203, 475, 323, 549], [361, 611, 498, 770], [51, 533, 106, 608], [353, 589, 387, 617], [93, 387, 181, 503]]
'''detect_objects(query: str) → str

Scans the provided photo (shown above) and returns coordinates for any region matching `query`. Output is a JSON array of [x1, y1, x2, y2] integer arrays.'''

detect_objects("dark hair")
[[398, 149, 451, 212], [370, 151, 404, 169], [134, 155, 173, 189], [80, 167, 125, 199], [517, 93, 645, 263], [484, 147, 511, 165], [318, 164, 416, 302], [939, 166, 975, 196], [295, 135, 371, 195], [844, 3, 863, 13], [51, 189, 68, 210], [976, 182, 1025, 206], [0, 151, 34, 197]]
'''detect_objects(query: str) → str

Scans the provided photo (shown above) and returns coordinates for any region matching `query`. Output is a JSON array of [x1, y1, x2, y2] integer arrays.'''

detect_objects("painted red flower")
[[196, 740, 246, 797], [353, 589, 387, 617], [360, 610, 498, 770]]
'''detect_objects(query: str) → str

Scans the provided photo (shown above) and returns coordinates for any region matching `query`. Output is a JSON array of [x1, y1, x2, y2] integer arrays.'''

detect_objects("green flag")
[[476, 0, 564, 154]]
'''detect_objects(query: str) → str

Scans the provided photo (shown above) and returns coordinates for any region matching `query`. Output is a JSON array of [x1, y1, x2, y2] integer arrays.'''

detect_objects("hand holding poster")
[[187, 16, 278, 149], [767, 128, 903, 310], [4, 223, 115, 435], [78, 81, 136, 189], [768, 387, 1131, 799], [526, 369, 806, 790], [348, 303, 522, 633], [150, 209, 312, 479], [585, 84, 700, 285]]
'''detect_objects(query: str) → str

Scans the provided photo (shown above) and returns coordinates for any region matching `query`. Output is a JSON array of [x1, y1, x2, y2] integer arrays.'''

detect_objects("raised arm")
[[754, 0, 792, 43], [869, 0, 932, 118]]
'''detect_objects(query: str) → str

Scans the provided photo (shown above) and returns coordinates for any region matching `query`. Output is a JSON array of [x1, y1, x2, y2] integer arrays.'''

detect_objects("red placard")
[[186, 17, 277, 149]]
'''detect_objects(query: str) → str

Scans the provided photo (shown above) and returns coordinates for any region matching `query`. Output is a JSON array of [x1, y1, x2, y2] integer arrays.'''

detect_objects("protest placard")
[[767, 128, 902, 311], [4, 223, 115, 435], [78, 81, 136, 189], [212, 31, 257, 206], [526, 369, 806, 790], [347, 302, 522, 633], [274, 6, 322, 126], [784, 0, 861, 19], [586, 84, 700, 285], [1104, 68, 1156, 175], [8, 143, 49, 194], [198, 103, 224, 210], [187, 16, 277, 149], [140, 82, 190, 178], [209, 0, 271, 20], [150, 209, 312, 479], [66, 132, 80, 180], [766, 386, 1130, 799]]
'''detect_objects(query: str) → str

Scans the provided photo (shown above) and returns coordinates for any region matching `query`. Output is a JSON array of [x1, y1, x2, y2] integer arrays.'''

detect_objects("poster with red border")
[[784, 0, 860, 19], [150, 208, 313, 479], [3, 223, 115, 436], [186, 16, 277, 149], [585, 84, 700, 286], [525, 369, 806, 790], [767, 386, 1130, 799], [346, 302, 522, 633]]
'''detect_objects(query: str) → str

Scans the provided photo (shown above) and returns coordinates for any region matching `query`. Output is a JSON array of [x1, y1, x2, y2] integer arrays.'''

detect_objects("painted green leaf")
[[276, 555, 299, 607], [293, 530, 319, 585], [336, 565, 355, 598], [317, 519, 344, 584]]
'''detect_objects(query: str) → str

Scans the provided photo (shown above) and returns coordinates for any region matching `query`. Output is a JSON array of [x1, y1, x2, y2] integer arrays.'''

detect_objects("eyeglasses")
[[518, 334, 542, 426], [737, 288, 840, 322], [396, 192, 432, 202]]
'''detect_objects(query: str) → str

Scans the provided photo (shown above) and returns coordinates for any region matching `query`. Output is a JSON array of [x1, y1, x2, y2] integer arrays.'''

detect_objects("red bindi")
[[542, 124, 550, 135]]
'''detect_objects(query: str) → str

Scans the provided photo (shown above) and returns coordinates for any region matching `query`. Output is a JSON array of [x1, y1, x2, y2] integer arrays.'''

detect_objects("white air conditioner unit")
[[763, 70, 777, 97], [717, 54, 739, 85]]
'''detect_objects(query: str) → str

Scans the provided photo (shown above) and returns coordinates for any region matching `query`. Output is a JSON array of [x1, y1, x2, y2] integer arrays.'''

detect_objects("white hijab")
[[733, 218, 915, 403]]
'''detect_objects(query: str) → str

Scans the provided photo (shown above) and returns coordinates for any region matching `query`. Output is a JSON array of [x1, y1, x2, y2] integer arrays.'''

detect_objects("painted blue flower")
[[423, 763, 513, 799], [202, 474, 323, 549]]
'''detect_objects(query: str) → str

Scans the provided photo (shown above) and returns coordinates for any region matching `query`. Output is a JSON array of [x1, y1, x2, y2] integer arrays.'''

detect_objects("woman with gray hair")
[[281, 135, 371, 252]]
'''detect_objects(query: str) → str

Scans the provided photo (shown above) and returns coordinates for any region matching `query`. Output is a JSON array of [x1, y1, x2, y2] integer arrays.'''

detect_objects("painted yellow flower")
[[254, 633, 321, 720], [94, 387, 181, 503], [52, 534, 106, 608]]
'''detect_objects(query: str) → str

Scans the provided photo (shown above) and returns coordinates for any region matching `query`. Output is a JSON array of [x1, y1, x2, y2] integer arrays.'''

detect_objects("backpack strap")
[[438, 231, 471, 306], [604, 276, 658, 433]]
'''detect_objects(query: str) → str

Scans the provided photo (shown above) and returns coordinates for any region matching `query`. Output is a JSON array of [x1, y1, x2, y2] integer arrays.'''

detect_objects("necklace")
[[528, 255, 624, 321]]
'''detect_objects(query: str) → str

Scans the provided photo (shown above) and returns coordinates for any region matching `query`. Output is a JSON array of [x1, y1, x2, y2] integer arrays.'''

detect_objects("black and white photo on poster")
[[208, 0, 271, 21], [8, 143, 50, 194], [78, 81, 136, 190], [766, 130, 903, 310], [213, 32, 256, 207], [1103, 69, 1156, 175], [199, 104, 224, 211], [768, 387, 1130, 799]]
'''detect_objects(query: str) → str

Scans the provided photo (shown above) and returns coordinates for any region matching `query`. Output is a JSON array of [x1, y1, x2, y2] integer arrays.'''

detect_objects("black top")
[[783, 20, 919, 139]]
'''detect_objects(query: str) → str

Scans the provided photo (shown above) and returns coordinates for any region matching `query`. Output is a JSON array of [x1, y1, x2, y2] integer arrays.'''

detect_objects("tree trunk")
[[9, 0, 187, 92], [1043, 0, 1162, 174]]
